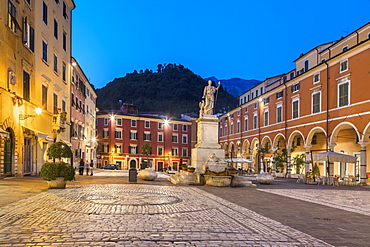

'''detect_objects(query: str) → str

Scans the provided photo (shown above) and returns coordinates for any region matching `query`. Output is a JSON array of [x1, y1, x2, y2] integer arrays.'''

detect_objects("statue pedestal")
[[191, 115, 225, 173]]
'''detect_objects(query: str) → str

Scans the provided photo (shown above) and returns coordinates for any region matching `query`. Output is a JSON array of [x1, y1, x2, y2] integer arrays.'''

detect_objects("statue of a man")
[[201, 80, 220, 116]]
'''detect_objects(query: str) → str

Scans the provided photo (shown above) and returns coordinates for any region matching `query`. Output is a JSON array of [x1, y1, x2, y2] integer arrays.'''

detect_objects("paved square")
[[0, 184, 331, 246]]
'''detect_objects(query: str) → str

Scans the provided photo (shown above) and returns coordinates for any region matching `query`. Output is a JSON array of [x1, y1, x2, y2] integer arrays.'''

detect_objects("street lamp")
[[19, 107, 42, 120]]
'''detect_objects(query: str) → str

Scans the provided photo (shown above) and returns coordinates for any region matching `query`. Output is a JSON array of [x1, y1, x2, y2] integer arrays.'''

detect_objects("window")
[[291, 82, 300, 92], [340, 60, 348, 72], [42, 1, 48, 25], [173, 124, 178, 131], [158, 122, 163, 130], [290, 72, 295, 80], [230, 122, 234, 134], [251, 92, 254, 99], [145, 121, 150, 128], [102, 130, 109, 138], [42, 85, 48, 109], [338, 81, 349, 107], [342, 46, 348, 52], [102, 144, 109, 153], [53, 93, 58, 114], [312, 91, 321, 114], [311, 134, 317, 145], [115, 144, 122, 154], [260, 87, 263, 95], [276, 91, 283, 99], [264, 97, 270, 105], [182, 125, 187, 132], [8, 0, 18, 33], [253, 114, 258, 129], [23, 71, 30, 101], [256, 90, 259, 97], [247, 95, 250, 101], [237, 121, 240, 133], [42, 40, 48, 62], [244, 118, 248, 131], [62, 62, 66, 81], [292, 98, 299, 119], [314, 73, 320, 83], [254, 103, 257, 109], [172, 134, 178, 143], [23, 17, 35, 52], [158, 133, 163, 142], [131, 119, 136, 127], [224, 125, 228, 136], [182, 135, 188, 144], [114, 130, 122, 139], [264, 109, 269, 126], [129, 145, 138, 154], [53, 53, 58, 73], [104, 118, 108, 125], [277, 104, 282, 123], [62, 99, 66, 112], [116, 118, 122, 126], [54, 19, 58, 39], [244, 107, 248, 113], [304, 60, 309, 72], [158, 147, 163, 156], [143, 132, 151, 141], [172, 148, 178, 156], [62, 31, 67, 51], [63, 2, 68, 19], [130, 131, 137, 140], [283, 76, 287, 83], [182, 148, 188, 157]]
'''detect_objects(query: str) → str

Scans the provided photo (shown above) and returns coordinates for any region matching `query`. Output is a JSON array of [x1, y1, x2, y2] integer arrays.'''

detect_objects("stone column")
[[271, 148, 277, 177], [359, 142, 368, 185], [304, 145, 312, 183], [286, 147, 291, 178], [328, 143, 336, 176]]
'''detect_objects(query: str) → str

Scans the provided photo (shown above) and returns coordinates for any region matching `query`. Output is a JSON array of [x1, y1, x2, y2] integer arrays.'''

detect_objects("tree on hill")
[[96, 64, 238, 117]]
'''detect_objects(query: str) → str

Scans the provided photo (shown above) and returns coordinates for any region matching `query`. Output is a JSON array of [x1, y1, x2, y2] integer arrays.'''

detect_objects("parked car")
[[101, 164, 118, 170]]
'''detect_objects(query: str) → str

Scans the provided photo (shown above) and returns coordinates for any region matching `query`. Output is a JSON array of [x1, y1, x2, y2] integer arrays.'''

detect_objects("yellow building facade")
[[0, 0, 75, 177]]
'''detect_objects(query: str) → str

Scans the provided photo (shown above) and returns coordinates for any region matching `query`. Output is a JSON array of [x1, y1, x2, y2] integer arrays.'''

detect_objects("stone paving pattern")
[[0, 183, 331, 246], [0, 171, 369, 246]]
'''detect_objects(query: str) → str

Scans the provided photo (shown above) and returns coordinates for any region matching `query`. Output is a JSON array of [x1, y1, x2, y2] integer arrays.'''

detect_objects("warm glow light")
[[92, 137, 96, 142], [258, 98, 263, 102], [72, 62, 77, 66], [164, 119, 170, 125], [168, 152, 171, 155], [35, 108, 42, 115], [110, 115, 115, 121]]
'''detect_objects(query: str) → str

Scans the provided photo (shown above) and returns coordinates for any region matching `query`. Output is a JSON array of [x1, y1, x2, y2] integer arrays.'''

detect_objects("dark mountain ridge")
[[96, 64, 238, 117]]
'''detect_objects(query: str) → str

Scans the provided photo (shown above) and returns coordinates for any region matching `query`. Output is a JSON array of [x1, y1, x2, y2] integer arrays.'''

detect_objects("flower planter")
[[187, 168, 195, 173], [47, 177, 67, 189], [228, 170, 237, 174]]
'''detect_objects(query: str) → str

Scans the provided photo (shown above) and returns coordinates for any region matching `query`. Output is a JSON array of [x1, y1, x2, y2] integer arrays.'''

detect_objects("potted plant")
[[187, 166, 195, 173], [40, 141, 74, 189], [228, 166, 237, 174]]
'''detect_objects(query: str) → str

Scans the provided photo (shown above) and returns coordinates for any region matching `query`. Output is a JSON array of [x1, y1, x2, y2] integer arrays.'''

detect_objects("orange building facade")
[[219, 22, 370, 184]]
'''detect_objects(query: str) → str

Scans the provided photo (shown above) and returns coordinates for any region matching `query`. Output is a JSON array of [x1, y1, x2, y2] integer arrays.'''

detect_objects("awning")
[[38, 133, 53, 142], [0, 129, 9, 138], [226, 158, 253, 163], [60, 139, 72, 147], [311, 151, 357, 163]]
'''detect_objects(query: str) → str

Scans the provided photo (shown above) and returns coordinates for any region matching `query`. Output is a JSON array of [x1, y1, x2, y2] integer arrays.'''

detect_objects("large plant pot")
[[139, 168, 158, 181], [47, 177, 67, 189]]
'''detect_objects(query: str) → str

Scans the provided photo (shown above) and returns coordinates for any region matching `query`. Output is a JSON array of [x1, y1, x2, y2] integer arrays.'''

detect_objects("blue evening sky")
[[72, 0, 370, 89]]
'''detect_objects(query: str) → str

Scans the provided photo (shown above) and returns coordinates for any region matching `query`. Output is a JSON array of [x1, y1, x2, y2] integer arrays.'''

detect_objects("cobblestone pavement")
[[0, 184, 332, 246], [259, 189, 370, 216]]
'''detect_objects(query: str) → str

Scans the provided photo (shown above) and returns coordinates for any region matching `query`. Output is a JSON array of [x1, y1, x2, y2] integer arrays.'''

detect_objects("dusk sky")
[[72, 0, 370, 89]]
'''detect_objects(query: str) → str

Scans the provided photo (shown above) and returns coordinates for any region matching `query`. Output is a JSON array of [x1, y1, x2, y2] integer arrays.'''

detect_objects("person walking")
[[86, 160, 90, 176], [90, 160, 94, 176], [79, 159, 84, 175]]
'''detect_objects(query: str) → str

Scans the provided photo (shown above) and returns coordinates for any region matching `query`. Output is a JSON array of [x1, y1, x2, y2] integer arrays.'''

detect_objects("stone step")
[[167, 176, 179, 184]]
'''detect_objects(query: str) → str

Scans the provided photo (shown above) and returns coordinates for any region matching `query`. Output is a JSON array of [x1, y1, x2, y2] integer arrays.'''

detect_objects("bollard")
[[129, 168, 137, 183]]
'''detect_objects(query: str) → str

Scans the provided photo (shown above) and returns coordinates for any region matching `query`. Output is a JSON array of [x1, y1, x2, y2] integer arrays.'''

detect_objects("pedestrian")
[[86, 160, 89, 176], [90, 160, 94, 176], [79, 159, 84, 175]]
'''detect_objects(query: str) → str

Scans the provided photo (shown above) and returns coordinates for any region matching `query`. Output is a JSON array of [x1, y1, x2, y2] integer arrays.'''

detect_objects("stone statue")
[[200, 80, 220, 116], [202, 152, 227, 174]]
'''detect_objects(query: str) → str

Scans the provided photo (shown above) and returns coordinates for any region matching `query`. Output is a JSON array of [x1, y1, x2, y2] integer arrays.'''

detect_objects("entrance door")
[[23, 138, 32, 174], [4, 139, 12, 175], [158, 162, 163, 172], [130, 160, 136, 168]]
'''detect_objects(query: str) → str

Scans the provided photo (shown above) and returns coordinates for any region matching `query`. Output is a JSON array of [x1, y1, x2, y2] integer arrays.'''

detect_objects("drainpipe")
[[324, 61, 330, 151]]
